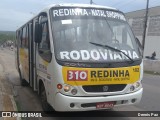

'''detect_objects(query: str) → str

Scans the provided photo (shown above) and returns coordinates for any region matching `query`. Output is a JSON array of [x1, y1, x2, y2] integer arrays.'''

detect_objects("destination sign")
[[52, 8, 126, 21]]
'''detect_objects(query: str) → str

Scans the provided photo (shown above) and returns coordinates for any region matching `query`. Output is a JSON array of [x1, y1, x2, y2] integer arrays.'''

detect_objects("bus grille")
[[82, 84, 126, 93]]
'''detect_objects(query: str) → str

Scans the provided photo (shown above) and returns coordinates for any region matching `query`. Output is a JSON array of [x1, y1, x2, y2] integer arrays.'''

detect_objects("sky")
[[0, 0, 160, 31]]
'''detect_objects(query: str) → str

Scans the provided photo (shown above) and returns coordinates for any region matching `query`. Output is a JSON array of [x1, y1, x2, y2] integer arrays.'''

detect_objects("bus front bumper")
[[54, 88, 143, 111]]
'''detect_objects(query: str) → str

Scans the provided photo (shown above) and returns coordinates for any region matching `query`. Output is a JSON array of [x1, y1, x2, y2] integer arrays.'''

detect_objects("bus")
[[15, 3, 143, 111]]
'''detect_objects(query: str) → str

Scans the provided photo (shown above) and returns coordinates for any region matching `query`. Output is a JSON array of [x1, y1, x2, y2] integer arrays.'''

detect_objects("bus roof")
[[43, 3, 117, 11]]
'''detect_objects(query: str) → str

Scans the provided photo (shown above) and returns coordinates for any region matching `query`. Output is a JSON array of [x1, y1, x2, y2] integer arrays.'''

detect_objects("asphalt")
[[0, 50, 18, 120]]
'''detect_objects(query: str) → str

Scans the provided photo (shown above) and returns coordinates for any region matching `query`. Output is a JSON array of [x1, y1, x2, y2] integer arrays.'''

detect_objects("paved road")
[[0, 48, 160, 120]]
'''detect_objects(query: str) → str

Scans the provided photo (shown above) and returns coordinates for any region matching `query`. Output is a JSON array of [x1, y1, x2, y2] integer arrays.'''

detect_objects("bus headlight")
[[57, 84, 78, 96], [130, 85, 135, 92], [128, 81, 142, 93], [64, 85, 71, 92], [71, 89, 77, 95], [135, 81, 141, 88]]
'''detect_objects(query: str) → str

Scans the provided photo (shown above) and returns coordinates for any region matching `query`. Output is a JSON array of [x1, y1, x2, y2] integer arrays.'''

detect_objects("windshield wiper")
[[89, 42, 134, 63]]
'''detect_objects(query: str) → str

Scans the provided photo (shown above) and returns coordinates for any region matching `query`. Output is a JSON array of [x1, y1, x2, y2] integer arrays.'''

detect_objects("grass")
[[15, 100, 25, 120], [15, 100, 21, 111]]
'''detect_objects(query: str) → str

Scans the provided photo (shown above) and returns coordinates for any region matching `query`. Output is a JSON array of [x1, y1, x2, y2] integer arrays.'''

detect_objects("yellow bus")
[[15, 4, 143, 111]]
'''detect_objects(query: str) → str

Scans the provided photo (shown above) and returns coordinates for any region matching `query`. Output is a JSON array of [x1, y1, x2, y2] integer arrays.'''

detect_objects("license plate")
[[96, 102, 114, 109]]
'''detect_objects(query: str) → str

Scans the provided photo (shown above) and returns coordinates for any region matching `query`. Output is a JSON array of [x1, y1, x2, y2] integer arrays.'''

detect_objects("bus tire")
[[40, 84, 51, 112], [19, 70, 28, 86]]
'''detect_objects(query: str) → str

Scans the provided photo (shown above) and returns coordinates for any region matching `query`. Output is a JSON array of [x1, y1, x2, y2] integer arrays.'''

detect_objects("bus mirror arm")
[[136, 37, 143, 50], [136, 37, 143, 57]]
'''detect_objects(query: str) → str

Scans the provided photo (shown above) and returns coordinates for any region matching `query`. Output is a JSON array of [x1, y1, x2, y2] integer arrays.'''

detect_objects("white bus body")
[[15, 4, 143, 111]]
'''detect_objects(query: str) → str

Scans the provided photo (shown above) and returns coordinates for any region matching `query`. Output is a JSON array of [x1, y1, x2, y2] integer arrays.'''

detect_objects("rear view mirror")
[[40, 17, 48, 24], [35, 22, 42, 43]]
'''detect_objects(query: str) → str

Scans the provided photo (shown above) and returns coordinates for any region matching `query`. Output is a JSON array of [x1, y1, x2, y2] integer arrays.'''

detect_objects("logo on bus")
[[67, 70, 88, 81], [103, 86, 109, 92]]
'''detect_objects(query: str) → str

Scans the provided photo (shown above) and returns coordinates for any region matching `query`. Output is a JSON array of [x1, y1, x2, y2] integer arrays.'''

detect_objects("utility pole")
[[142, 0, 149, 57], [90, 0, 93, 4]]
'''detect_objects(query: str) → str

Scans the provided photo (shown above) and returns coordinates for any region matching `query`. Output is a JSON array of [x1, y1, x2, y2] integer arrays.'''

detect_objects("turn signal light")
[[57, 84, 62, 89]]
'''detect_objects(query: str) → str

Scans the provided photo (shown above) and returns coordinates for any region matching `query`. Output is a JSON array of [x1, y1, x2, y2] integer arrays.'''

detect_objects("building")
[[125, 6, 160, 59]]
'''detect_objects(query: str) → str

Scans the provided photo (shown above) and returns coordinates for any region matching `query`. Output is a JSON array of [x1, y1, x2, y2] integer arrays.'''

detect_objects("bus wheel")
[[19, 71, 28, 86], [40, 84, 51, 112]]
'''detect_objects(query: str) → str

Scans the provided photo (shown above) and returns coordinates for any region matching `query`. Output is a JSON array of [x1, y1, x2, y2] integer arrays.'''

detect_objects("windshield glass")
[[51, 7, 140, 63]]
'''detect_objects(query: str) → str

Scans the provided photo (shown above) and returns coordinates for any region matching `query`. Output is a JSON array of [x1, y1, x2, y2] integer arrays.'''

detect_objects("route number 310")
[[67, 70, 88, 81]]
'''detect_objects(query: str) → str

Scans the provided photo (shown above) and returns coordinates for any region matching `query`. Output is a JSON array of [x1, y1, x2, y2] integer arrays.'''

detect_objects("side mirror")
[[35, 22, 42, 43], [40, 17, 48, 24]]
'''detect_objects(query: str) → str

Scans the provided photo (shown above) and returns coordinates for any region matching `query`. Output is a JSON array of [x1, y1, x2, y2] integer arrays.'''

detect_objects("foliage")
[[0, 31, 16, 44]]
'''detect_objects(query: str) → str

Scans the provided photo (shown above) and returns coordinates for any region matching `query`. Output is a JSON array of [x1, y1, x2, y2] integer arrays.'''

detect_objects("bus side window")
[[17, 30, 22, 47], [22, 26, 28, 48], [38, 15, 52, 62], [25, 25, 29, 48]]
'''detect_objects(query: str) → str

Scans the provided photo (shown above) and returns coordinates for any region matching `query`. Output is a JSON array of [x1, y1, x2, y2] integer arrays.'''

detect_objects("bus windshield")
[[51, 7, 140, 63]]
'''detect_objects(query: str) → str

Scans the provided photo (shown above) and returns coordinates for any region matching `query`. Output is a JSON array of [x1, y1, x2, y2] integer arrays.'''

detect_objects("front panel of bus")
[[48, 7, 143, 111]]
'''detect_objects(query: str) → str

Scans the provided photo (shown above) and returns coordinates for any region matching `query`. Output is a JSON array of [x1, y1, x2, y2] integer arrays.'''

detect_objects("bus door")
[[28, 22, 34, 87], [31, 17, 39, 91], [20, 25, 29, 83], [34, 13, 52, 91]]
